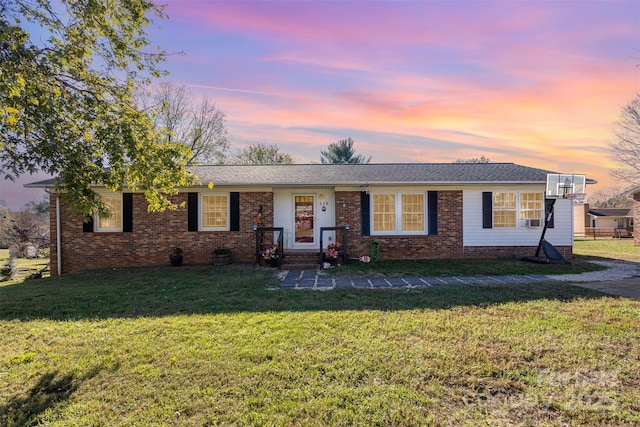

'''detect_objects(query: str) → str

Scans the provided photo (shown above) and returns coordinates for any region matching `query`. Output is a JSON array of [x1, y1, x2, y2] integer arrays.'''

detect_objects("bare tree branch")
[[611, 94, 640, 184], [148, 82, 229, 164]]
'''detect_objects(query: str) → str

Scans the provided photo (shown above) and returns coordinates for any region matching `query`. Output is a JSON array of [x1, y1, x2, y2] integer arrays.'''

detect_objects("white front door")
[[294, 195, 316, 247]]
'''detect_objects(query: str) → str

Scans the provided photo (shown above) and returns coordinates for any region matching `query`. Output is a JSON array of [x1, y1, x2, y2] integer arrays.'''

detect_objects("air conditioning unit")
[[526, 218, 542, 227]]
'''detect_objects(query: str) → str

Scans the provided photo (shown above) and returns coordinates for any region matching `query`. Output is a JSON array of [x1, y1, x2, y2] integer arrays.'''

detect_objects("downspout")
[[56, 195, 61, 275], [45, 189, 62, 275]]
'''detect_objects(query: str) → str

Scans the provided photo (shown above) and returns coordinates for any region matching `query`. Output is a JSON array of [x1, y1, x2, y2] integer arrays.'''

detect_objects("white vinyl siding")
[[272, 187, 336, 250], [463, 187, 573, 247]]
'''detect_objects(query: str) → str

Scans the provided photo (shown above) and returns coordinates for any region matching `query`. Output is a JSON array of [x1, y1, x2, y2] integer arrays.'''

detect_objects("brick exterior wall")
[[50, 192, 273, 275], [49, 188, 573, 274], [335, 190, 464, 260], [463, 245, 573, 259]]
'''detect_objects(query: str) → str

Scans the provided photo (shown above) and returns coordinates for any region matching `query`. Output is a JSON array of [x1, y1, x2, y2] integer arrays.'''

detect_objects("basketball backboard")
[[545, 174, 586, 202]]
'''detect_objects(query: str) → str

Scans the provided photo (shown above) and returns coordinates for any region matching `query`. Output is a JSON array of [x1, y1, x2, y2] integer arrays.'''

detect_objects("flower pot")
[[212, 253, 231, 266], [265, 258, 279, 268], [169, 255, 183, 267]]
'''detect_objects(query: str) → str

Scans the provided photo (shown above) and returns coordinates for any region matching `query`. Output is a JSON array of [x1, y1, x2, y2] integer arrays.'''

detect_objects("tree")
[[586, 186, 632, 208], [453, 155, 491, 163], [232, 143, 293, 164], [24, 196, 50, 215], [611, 94, 640, 184], [0, 200, 8, 248], [320, 138, 371, 164], [0, 0, 194, 218], [2, 202, 49, 257], [143, 82, 229, 165]]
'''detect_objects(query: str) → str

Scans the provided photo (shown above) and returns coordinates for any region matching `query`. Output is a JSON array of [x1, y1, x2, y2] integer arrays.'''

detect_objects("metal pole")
[[535, 198, 556, 258]]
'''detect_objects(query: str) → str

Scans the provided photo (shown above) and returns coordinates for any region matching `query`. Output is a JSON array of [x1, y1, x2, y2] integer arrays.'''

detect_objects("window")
[[201, 194, 229, 230], [520, 192, 543, 220], [373, 194, 396, 232], [401, 194, 425, 232], [493, 192, 516, 227], [372, 192, 426, 234], [96, 194, 123, 232], [483, 191, 545, 228]]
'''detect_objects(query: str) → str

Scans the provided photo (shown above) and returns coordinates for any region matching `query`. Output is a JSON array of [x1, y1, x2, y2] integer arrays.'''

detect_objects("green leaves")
[[0, 0, 191, 217], [320, 137, 372, 164]]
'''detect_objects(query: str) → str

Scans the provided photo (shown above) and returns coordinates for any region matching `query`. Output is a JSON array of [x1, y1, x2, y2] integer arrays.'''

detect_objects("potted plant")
[[261, 244, 280, 267], [169, 247, 184, 266], [212, 247, 232, 266], [323, 242, 342, 267]]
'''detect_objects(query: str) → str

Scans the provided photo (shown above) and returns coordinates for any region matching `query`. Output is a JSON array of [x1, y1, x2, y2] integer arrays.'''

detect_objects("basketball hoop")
[[546, 174, 587, 200], [569, 192, 587, 204]]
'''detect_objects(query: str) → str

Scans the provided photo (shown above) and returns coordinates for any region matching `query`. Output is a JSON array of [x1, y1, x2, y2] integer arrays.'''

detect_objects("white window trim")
[[94, 192, 123, 232], [199, 192, 230, 231], [371, 191, 427, 236], [519, 192, 544, 224], [493, 191, 545, 228]]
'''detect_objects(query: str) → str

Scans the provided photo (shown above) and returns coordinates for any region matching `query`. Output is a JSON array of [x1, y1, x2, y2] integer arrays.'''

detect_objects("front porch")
[[254, 226, 349, 270]]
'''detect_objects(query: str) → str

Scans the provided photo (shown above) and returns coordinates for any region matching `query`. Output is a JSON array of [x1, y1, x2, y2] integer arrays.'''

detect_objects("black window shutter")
[[545, 198, 555, 228], [482, 192, 493, 229], [360, 192, 370, 236], [188, 192, 198, 232], [428, 191, 438, 235], [123, 193, 133, 232], [230, 192, 240, 231], [82, 217, 94, 232]]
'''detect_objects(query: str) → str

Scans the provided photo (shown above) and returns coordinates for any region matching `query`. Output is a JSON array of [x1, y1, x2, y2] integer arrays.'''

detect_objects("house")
[[575, 204, 633, 238], [27, 163, 590, 275], [622, 187, 640, 246]]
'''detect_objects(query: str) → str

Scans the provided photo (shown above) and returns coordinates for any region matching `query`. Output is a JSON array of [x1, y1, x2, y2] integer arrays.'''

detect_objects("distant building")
[[574, 203, 633, 238]]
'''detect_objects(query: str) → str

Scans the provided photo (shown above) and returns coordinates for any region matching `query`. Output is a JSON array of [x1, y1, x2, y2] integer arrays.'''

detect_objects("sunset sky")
[[2, 0, 639, 209]]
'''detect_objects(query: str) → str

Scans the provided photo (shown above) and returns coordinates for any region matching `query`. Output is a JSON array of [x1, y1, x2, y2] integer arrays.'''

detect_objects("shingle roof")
[[191, 163, 559, 186], [587, 208, 632, 217], [25, 163, 595, 188]]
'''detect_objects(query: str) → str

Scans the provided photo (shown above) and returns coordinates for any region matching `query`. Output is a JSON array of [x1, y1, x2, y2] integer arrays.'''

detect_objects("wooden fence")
[[583, 227, 633, 239]]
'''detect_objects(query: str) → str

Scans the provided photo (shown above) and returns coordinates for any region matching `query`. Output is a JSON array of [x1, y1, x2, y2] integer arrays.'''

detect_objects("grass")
[[574, 237, 640, 262], [0, 249, 49, 284], [330, 256, 604, 278], [1, 243, 639, 426]]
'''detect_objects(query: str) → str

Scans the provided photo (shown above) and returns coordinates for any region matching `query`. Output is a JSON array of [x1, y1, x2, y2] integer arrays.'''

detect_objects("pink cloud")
[[161, 0, 638, 191]]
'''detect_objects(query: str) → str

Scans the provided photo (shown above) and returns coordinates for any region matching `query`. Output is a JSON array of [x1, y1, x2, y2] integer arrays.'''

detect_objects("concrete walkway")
[[277, 259, 640, 299], [569, 277, 640, 299]]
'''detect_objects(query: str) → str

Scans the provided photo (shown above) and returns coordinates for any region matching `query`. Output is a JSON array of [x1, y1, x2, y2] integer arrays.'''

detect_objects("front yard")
[[0, 241, 639, 426]]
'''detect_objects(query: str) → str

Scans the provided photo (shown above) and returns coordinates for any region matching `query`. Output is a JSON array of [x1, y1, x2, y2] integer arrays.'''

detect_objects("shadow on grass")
[[0, 367, 101, 426], [0, 265, 610, 321]]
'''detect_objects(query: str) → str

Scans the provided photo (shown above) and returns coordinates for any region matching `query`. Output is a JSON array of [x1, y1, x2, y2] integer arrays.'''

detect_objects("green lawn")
[[574, 237, 640, 262], [1, 244, 639, 426], [330, 256, 604, 278], [0, 249, 49, 284]]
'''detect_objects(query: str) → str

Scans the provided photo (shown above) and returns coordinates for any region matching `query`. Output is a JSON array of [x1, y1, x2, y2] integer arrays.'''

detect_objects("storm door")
[[294, 195, 315, 245]]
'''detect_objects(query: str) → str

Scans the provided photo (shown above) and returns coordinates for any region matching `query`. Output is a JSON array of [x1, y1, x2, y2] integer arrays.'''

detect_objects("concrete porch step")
[[282, 251, 320, 270]]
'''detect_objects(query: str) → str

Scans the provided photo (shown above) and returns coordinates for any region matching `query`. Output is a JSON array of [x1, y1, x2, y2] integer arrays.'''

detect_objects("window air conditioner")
[[526, 218, 542, 227]]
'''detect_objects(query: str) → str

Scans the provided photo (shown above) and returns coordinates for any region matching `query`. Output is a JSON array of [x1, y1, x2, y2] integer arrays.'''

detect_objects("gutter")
[[44, 189, 62, 276]]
